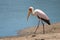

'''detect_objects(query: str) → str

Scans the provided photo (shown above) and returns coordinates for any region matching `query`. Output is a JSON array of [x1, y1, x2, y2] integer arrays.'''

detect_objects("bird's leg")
[[41, 20, 45, 34], [34, 20, 40, 34]]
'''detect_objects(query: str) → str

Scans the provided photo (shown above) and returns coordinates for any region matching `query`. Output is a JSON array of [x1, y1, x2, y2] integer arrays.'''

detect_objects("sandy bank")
[[0, 22, 60, 40]]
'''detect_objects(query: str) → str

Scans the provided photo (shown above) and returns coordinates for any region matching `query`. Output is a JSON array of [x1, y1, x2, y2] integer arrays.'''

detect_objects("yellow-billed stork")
[[27, 7, 51, 34]]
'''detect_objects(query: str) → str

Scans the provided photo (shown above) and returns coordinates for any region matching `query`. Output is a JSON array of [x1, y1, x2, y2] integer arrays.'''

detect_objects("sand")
[[0, 22, 60, 40]]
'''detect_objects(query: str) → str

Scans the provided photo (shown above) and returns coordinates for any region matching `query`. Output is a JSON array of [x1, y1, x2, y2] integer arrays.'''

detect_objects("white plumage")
[[33, 9, 49, 20]]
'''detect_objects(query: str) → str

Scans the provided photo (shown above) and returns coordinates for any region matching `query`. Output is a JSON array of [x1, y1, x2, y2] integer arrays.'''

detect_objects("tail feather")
[[41, 18, 51, 25], [37, 15, 51, 25]]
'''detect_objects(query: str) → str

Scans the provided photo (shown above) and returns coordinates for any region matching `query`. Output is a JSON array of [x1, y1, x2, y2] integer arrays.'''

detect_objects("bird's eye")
[[29, 8, 32, 12]]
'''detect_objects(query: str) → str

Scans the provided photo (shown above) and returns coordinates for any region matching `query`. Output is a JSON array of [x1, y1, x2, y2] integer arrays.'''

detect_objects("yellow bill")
[[27, 10, 31, 21]]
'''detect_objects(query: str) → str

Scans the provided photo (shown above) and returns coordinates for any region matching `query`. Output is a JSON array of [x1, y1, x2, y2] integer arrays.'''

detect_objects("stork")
[[27, 7, 51, 34]]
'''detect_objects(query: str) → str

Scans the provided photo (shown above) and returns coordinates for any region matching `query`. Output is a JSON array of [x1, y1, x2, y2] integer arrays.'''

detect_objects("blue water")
[[0, 0, 60, 37]]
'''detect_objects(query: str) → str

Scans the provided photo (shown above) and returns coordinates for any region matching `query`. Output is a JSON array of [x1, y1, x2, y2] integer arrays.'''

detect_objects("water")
[[0, 0, 60, 37]]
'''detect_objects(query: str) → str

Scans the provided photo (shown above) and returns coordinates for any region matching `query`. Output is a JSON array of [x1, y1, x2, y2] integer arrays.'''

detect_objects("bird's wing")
[[34, 9, 51, 25], [34, 9, 49, 20]]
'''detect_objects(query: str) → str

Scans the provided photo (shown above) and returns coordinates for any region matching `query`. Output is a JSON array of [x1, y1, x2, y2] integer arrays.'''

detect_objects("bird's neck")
[[32, 9, 34, 15], [32, 10, 36, 16]]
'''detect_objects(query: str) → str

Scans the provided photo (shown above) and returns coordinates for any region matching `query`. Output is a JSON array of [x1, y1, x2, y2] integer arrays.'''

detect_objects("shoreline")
[[0, 22, 60, 40]]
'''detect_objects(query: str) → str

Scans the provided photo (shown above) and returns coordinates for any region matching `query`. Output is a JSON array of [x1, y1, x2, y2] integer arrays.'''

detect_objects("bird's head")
[[27, 7, 34, 21]]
